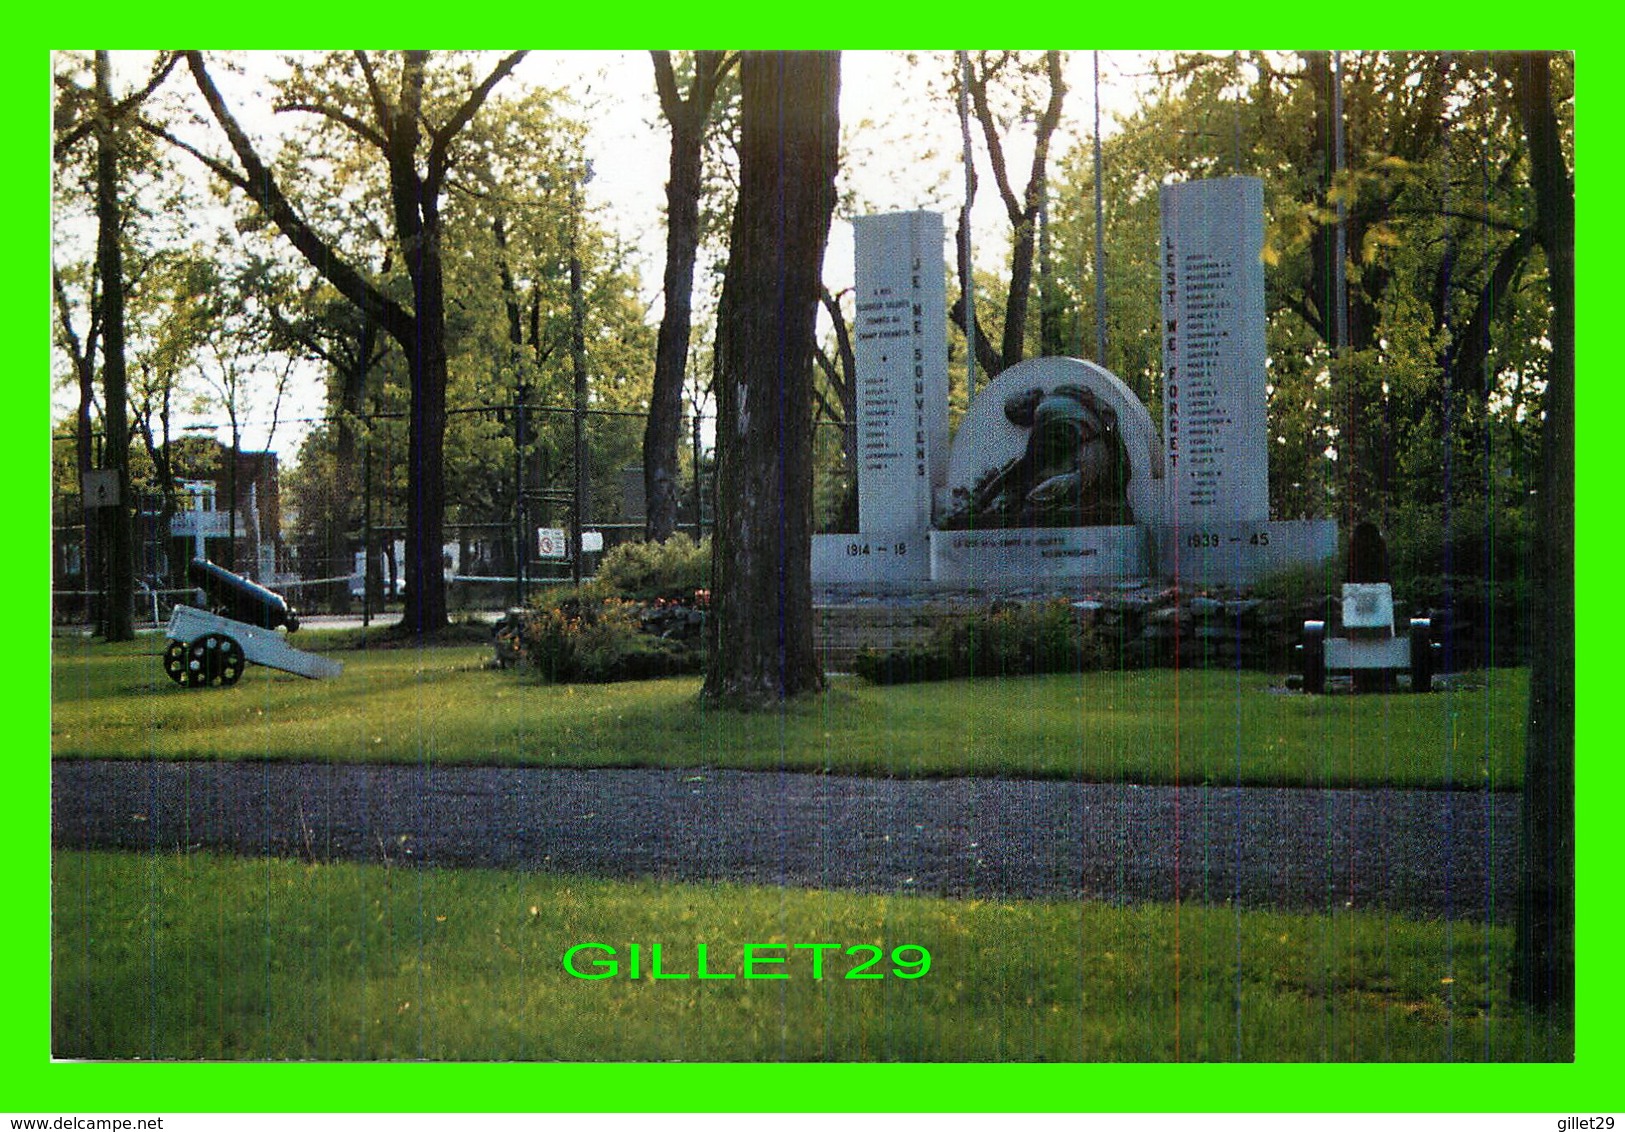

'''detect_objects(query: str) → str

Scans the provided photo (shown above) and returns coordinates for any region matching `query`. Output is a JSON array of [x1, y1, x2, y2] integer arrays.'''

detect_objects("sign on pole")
[[81, 469, 120, 508], [537, 528, 569, 559]]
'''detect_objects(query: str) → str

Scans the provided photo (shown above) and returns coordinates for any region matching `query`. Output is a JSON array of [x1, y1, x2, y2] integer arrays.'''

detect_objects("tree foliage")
[[52, 50, 186, 638], [273, 76, 655, 605], [1049, 52, 1557, 559], [163, 50, 526, 634]]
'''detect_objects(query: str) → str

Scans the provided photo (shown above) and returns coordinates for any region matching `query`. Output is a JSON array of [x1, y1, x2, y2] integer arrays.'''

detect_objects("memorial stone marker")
[[1158, 176, 1270, 524], [812, 189, 1336, 590], [812, 211, 948, 583], [854, 211, 949, 536], [1153, 177, 1336, 582]]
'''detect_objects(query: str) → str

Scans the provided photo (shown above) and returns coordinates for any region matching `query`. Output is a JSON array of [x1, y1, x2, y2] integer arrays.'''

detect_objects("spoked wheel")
[[171, 633, 246, 688]]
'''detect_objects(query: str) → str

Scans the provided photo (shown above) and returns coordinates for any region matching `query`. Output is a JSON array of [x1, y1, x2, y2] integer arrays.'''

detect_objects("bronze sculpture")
[[937, 384, 1134, 529]]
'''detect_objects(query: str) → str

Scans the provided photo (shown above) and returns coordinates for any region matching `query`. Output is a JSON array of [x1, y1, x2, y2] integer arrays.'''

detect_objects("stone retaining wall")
[[814, 585, 1490, 674]]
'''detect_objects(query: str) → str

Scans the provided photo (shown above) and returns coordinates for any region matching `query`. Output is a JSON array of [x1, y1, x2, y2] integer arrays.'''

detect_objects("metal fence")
[[52, 398, 719, 626]]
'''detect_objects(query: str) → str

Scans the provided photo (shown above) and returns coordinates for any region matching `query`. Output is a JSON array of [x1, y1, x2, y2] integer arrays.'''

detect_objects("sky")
[[56, 50, 1158, 461], [548, 50, 1150, 297]]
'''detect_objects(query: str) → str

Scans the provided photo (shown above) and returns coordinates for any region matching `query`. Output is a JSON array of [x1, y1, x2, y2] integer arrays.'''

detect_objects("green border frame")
[[17, 22, 1616, 1115]]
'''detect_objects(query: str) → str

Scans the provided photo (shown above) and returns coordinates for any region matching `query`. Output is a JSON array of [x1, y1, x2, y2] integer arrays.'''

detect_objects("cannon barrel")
[[186, 559, 299, 632]]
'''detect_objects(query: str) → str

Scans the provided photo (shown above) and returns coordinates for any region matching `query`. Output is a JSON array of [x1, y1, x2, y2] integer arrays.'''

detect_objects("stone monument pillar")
[[1156, 177, 1336, 583], [811, 211, 948, 584], [1158, 176, 1270, 524], [853, 211, 950, 536]]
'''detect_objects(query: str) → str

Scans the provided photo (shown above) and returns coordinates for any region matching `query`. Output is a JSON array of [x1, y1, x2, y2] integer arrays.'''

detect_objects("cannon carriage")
[[162, 560, 342, 688], [1294, 522, 1440, 694], [1296, 582, 1440, 694]]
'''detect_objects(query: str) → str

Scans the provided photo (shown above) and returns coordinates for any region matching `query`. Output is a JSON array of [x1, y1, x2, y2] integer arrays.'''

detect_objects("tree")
[[263, 270, 391, 609], [127, 249, 216, 583], [1044, 53, 1551, 535], [53, 51, 179, 640], [950, 51, 1067, 385], [703, 51, 840, 708], [443, 94, 657, 575], [50, 257, 103, 624], [165, 50, 525, 634], [812, 286, 858, 530], [1506, 50, 1575, 1019], [192, 271, 296, 576], [646, 51, 738, 542]]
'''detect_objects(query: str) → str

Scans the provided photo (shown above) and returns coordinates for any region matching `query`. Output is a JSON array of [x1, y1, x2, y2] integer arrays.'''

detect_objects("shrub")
[[519, 592, 701, 683], [596, 536, 710, 601]]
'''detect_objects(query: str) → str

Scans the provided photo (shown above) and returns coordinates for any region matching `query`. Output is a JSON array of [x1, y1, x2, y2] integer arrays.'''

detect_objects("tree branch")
[[1391, 205, 1525, 233], [1279, 292, 1326, 341], [810, 370, 844, 427], [182, 51, 416, 346], [426, 50, 528, 189], [274, 100, 388, 149], [1447, 223, 1537, 398], [651, 51, 683, 120], [134, 117, 253, 193], [52, 266, 101, 392], [353, 51, 392, 136], [950, 206, 1004, 380], [966, 55, 1024, 226], [697, 50, 737, 107], [819, 286, 855, 404], [54, 51, 180, 161], [1023, 51, 1066, 218]]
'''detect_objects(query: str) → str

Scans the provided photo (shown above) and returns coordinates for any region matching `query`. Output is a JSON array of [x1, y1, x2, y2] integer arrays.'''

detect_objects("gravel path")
[[52, 760, 1518, 922]]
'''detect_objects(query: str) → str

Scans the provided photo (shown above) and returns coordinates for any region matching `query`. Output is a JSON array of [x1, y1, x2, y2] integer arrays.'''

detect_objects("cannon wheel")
[[1300, 621, 1326, 694], [1409, 618, 1435, 693], [176, 632, 245, 688]]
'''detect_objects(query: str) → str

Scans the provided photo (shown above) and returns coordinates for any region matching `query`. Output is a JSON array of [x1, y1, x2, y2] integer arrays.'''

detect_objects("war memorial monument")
[[812, 177, 1337, 592]]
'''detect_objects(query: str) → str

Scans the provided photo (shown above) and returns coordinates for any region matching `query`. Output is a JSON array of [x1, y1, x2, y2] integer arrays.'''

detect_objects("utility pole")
[[691, 406, 703, 542], [569, 158, 592, 587], [361, 438, 372, 628], [1093, 50, 1109, 366], [513, 377, 529, 609]]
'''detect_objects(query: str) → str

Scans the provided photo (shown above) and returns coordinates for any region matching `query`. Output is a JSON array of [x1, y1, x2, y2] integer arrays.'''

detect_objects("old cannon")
[[187, 558, 299, 631], [162, 560, 341, 688], [1297, 584, 1439, 694]]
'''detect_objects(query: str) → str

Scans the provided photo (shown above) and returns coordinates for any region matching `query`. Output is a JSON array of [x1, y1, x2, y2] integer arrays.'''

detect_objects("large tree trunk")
[[397, 257, 450, 635], [76, 350, 102, 627], [702, 51, 839, 708], [94, 51, 135, 642], [53, 269, 103, 627], [389, 53, 450, 635], [1509, 50, 1575, 1020]]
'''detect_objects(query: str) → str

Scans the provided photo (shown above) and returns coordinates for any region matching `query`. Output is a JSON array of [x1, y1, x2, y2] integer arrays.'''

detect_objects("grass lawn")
[[52, 849, 1568, 1061], [51, 635, 1525, 788]]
